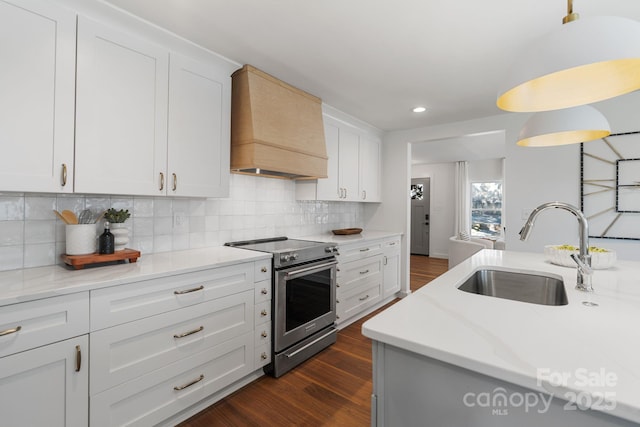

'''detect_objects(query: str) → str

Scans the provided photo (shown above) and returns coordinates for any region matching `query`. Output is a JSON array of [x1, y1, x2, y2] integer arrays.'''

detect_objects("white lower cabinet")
[[89, 259, 270, 426], [0, 292, 90, 427], [336, 236, 402, 326], [0, 335, 89, 427]]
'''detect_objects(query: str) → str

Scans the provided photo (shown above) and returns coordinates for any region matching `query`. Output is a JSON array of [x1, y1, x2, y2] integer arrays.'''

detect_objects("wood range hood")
[[230, 65, 327, 179]]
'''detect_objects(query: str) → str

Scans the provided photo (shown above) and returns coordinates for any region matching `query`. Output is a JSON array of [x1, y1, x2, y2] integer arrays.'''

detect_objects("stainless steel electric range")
[[225, 237, 339, 377]]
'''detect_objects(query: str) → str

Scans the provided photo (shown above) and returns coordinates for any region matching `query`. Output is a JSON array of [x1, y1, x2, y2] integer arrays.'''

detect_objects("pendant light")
[[516, 105, 610, 147], [497, 0, 640, 112]]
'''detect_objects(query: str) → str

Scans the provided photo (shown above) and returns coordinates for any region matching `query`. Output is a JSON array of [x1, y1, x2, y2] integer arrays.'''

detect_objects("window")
[[471, 181, 502, 238]]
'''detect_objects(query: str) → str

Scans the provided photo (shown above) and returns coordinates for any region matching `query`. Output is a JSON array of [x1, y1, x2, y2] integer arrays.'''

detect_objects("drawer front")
[[0, 292, 89, 358], [90, 332, 254, 427], [254, 260, 271, 282], [337, 255, 382, 288], [90, 290, 253, 395], [337, 281, 381, 323], [254, 301, 271, 326], [383, 238, 401, 254], [336, 241, 383, 263], [255, 343, 271, 368], [254, 279, 271, 304], [255, 321, 271, 347], [91, 263, 254, 330]]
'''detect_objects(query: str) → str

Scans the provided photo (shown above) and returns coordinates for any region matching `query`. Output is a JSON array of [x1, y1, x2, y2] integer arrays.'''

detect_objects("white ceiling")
[[411, 131, 506, 165], [104, 0, 640, 132]]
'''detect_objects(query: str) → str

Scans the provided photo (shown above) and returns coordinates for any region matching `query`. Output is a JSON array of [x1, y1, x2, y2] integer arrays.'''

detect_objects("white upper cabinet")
[[167, 53, 231, 197], [297, 114, 381, 203], [0, 0, 76, 193], [75, 16, 169, 196]]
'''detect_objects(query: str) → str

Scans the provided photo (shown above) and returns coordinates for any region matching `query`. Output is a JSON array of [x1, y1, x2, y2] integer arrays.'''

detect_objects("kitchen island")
[[363, 249, 640, 426]]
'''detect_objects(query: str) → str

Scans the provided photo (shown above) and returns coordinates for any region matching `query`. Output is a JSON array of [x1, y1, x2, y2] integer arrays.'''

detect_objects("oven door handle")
[[284, 260, 338, 280]]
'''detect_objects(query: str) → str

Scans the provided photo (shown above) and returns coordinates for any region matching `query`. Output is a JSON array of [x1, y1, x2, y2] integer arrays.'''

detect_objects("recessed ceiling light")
[[413, 106, 427, 113]]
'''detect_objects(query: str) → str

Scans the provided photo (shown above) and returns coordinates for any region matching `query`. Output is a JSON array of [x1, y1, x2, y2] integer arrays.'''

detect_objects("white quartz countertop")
[[300, 230, 402, 244], [362, 249, 640, 424], [0, 246, 271, 306]]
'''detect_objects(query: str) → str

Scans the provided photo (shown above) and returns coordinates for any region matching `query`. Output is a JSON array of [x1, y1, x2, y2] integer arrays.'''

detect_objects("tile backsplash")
[[0, 174, 364, 272]]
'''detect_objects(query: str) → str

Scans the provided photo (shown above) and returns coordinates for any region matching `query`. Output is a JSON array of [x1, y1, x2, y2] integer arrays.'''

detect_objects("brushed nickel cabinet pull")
[[362, 190, 366, 200], [359, 269, 370, 275], [61, 164, 67, 187], [173, 326, 204, 339], [159, 172, 164, 191], [383, 256, 388, 266], [172, 173, 177, 191], [360, 248, 370, 252], [75, 345, 81, 372], [0, 326, 21, 337], [359, 294, 370, 301], [260, 352, 268, 360], [260, 288, 268, 295], [261, 266, 268, 273], [174, 285, 204, 295], [261, 331, 268, 338], [173, 374, 204, 391], [261, 309, 268, 317]]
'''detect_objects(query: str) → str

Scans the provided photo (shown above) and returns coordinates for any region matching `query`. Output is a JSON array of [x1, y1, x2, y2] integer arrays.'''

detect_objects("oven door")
[[274, 258, 337, 353]]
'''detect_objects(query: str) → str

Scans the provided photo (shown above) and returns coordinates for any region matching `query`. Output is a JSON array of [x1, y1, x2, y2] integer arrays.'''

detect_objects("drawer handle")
[[173, 326, 204, 339], [61, 164, 68, 187], [359, 294, 370, 301], [0, 326, 21, 337], [360, 269, 370, 275], [173, 374, 204, 391], [261, 352, 268, 360], [261, 266, 268, 273], [261, 331, 268, 338], [261, 309, 268, 317], [261, 288, 268, 295], [389, 242, 397, 246], [174, 285, 204, 295], [75, 345, 82, 372], [359, 248, 370, 252], [172, 173, 178, 191]]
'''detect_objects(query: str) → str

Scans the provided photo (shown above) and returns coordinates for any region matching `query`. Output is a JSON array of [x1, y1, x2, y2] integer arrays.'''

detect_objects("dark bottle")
[[98, 221, 115, 254]]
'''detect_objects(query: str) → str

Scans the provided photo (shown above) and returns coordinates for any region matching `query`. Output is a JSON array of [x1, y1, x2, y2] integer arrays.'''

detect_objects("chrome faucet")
[[519, 202, 594, 292]]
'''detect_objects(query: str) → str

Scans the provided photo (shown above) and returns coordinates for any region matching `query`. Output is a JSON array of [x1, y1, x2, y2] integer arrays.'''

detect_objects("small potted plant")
[[104, 208, 131, 251]]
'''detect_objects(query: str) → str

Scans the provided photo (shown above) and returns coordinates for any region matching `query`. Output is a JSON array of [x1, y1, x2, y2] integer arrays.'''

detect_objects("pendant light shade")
[[517, 105, 610, 147], [497, 15, 640, 112]]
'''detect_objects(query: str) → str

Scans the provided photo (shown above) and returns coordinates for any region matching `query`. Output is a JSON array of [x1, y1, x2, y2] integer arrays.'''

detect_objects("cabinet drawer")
[[337, 255, 383, 288], [0, 292, 89, 358], [337, 281, 381, 323], [383, 238, 401, 254], [90, 290, 253, 395], [254, 260, 272, 282], [255, 343, 271, 368], [254, 280, 271, 303], [337, 241, 384, 263], [91, 263, 254, 330], [255, 321, 271, 347], [255, 301, 271, 326], [90, 332, 254, 427]]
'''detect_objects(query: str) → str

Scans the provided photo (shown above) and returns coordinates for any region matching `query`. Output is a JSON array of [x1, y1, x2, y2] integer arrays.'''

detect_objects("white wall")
[[411, 163, 455, 258], [367, 91, 640, 294]]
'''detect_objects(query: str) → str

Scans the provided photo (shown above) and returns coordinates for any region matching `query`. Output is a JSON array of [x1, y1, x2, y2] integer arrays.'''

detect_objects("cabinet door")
[[383, 251, 401, 298], [316, 121, 341, 200], [359, 136, 381, 202], [0, 0, 75, 193], [167, 53, 231, 197], [75, 16, 169, 196], [338, 128, 360, 201], [0, 335, 88, 427]]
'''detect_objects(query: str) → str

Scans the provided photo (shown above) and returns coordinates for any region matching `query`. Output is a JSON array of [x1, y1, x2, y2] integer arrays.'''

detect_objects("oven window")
[[285, 270, 331, 332]]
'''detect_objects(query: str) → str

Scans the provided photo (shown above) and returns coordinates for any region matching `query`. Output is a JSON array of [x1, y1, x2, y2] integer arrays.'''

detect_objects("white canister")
[[65, 224, 97, 255]]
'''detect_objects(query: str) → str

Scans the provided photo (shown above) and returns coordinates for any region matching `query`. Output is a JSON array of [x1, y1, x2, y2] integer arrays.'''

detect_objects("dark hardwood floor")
[[178, 255, 447, 427]]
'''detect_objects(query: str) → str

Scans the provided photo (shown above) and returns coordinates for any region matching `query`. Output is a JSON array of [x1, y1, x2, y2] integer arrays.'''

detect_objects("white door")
[[358, 136, 381, 202], [316, 121, 341, 200], [338, 128, 360, 201], [0, 0, 76, 193], [167, 53, 231, 197], [75, 16, 169, 196], [0, 336, 88, 427]]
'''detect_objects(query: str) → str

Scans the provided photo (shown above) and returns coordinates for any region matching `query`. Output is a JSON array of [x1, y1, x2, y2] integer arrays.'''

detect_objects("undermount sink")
[[457, 269, 568, 306]]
